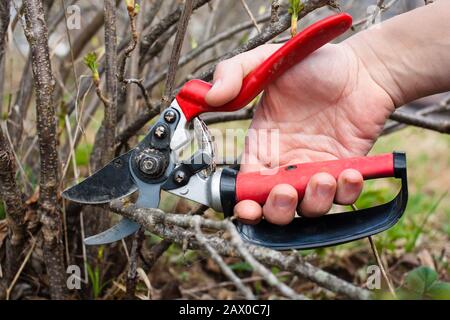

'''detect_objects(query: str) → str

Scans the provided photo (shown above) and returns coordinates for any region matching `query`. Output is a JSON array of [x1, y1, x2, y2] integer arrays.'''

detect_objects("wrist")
[[344, 31, 405, 109], [345, 1, 450, 108]]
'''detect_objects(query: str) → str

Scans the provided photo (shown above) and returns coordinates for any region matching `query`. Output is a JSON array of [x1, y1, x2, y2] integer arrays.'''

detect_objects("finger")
[[335, 169, 363, 205], [299, 173, 337, 218], [234, 200, 262, 225], [205, 44, 281, 107], [262, 184, 298, 225]]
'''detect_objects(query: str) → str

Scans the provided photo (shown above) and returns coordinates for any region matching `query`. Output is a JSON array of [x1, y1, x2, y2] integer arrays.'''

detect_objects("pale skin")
[[205, 1, 450, 225]]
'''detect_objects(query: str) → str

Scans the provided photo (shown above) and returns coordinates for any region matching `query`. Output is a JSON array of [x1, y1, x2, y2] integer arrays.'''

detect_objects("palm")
[[241, 44, 394, 172]]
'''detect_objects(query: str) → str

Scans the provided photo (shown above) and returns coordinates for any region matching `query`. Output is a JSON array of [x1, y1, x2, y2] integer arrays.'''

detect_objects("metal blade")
[[62, 151, 137, 204], [84, 218, 140, 245], [83, 183, 162, 245]]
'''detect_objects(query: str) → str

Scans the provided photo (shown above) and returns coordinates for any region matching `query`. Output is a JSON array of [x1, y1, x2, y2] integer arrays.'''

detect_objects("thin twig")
[[140, 239, 172, 272], [352, 0, 400, 29], [126, 228, 144, 300], [193, 217, 256, 300], [110, 201, 370, 300], [144, 13, 272, 91], [182, 271, 291, 295], [6, 237, 36, 300], [60, 0, 79, 95], [351, 204, 396, 297], [225, 221, 308, 300], [123, 78, 152, 111], [239, 0, 261, 33], [161, 0, 194, 111]]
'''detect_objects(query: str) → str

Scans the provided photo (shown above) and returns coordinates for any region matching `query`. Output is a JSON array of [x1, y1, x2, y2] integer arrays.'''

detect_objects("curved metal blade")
[[83, 183, 162, 245], [84, 218, 140, 245], [62, 151, 137, 204]]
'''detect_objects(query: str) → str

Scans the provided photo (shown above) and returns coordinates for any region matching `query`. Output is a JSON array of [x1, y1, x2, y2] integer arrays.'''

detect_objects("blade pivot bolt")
[[154, 125, 167, 139], [164, 110, 176, 123], [135, 149, 167, 178]]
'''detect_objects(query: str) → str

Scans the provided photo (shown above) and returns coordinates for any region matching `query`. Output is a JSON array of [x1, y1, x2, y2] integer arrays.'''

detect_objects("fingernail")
[[211, 79, 222, 91], [344, 177, 360, 191], [274, 194, 294, 208], [316, 183, 334, 198]]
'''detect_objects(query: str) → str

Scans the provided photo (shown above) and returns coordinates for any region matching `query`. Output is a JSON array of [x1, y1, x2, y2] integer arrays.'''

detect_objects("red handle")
[[176, 13, 353, 122], [236, 153, 395, 204]]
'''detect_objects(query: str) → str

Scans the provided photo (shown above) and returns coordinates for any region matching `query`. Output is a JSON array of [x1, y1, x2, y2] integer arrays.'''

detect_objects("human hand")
[[205, 43, 395, 225]]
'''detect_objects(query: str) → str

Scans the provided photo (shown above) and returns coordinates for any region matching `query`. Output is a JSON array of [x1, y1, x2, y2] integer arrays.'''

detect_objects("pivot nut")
[[135, 149, 168, 178]]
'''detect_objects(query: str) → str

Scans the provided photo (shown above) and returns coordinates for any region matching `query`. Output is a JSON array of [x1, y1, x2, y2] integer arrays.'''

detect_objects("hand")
[[205, 43, 395, 225]]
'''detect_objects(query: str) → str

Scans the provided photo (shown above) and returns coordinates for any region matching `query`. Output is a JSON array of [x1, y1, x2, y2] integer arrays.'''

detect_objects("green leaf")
[[134, 3, 140, 14], [84, 52, 98, 72], [288, 0, 304, 16], [397, 266, 450, 300], [229, 262, 253, 272]]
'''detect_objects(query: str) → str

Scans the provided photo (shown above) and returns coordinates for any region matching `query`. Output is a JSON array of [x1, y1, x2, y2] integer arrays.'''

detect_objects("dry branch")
[[139, 0, 213, 65], [193, 217, 256, 300], [102, 0, 118, 164], [0, 0, 9, 115], [110, 201, 371, 300], [161, 0, 194, 111], [118, 0, 332, 146], [21, 0, 67, 299], [0, 126, 26, 284], [196, 0, 332, 82], [144, 13, 272, 91]]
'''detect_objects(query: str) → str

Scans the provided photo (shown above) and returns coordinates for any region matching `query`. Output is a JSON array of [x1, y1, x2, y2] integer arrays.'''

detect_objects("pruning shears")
[[63, 13, 408, 250]]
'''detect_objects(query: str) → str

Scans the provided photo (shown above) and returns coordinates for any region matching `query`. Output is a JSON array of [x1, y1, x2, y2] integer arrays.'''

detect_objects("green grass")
[[75, 143, 93, 167], [0, 202, 5, 220]]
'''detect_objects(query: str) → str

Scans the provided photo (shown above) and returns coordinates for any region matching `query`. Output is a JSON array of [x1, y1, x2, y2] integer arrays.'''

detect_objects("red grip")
[[236, 153, 395, 205], [176, 13, 353, 122]]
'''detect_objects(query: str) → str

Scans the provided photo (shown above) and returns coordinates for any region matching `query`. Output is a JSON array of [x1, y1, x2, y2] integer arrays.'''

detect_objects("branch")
[[124, 0, 146, 123], [270, 0, 281, 24], [389, 109, 450, 134], [125, 228, 144, 300], [239, 0, 261, 33], [110, 201, 371, 300], [196, 0, 332, 82], [140, 239, 172, 271], [193, 217, 256, 300], [102, 0, 118, 164], [139, 0, 213, 65], [222, 219, 307, 300], [119, 0, 331, 145], [0, 125, 27, 284], [21, 0, 67, 299], [160, 0, 194, 111], [202, 107, 254, 125], [144, 13, 272, 91], [352, 0, 400, 29], [117, 0, 140, 85], [0, 0, 9, 115]]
